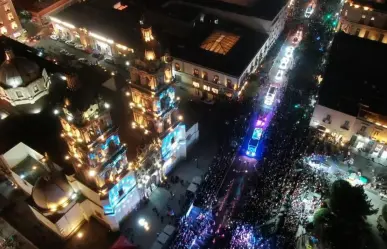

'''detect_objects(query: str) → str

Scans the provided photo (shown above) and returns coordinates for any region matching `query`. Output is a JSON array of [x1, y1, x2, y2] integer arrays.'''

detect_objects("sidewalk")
[[119, 138, 218, 249]]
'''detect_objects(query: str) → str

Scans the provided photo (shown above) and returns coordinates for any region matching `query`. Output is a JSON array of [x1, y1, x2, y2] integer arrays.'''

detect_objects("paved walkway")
[[119, 138, 218, 249]]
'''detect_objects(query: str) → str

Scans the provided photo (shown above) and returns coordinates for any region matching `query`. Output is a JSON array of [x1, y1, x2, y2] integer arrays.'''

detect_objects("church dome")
[[32, 173, 74, 211], [0, 49, 40, 89]]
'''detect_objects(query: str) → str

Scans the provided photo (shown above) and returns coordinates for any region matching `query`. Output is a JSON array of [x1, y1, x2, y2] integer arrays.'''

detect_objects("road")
[[34, 38, 129, 77], [193, 26, 307, 248]]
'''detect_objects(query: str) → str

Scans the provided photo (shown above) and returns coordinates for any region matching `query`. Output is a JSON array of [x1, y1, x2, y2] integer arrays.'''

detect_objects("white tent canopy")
[[157, 232, 169, 244], [192, 176, 202, 185], [187, 183, 198, 193], [150, 241, 163, 249], [163, 225, 176, 236]]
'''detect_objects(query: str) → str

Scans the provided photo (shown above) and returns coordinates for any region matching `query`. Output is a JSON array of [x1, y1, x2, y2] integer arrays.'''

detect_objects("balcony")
[[340, 124, 350, 130]]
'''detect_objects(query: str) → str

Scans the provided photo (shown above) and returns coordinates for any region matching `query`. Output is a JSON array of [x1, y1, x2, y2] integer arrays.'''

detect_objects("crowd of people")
[[167, 4, 334, 247]]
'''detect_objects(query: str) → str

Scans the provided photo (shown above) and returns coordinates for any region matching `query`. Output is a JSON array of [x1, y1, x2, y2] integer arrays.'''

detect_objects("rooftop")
[[13, 0, 70, 13], [52, 0, 145, 49], [167, 6, 268, 76], [319, 32, 387, 117], [12, 156, 49, 186], [350, 0, 387, 12], [176, 0, 287, 20], [200, 31, 240, 55]]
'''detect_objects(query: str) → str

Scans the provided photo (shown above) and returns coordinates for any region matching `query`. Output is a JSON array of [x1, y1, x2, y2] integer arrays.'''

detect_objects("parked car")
[[75, 44, 85, 50], [65, 40, 76, 47], [78, 58, 89, 64], [67, 53, 76, 58], [92, 53, 104, 60], [104, 58, 115, 64], [50, 35, 59, 40], [59, 49, 69, 55]]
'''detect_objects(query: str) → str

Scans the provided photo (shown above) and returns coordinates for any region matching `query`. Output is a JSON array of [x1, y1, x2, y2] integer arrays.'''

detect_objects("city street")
[[34, 37, 129, 76]]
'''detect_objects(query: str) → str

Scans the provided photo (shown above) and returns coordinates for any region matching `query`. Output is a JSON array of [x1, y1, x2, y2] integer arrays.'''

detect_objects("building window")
[[355, 28, 360, 36], [364, 30, 370, 39], [16, 91, 23, 98], [33, 85, 39, 93], [213, 75, 219, 84], [226, 79, 233, 88], [193, 81, 200, 88], [11, 22, 17, 30], [344, 10, 348, 16], [323, 114, 331, 124], [193, 69, 200, 77], [174, 63, 181, 71], [341, 120, 350, 130], [378, 34, 384, 42], [361, 15, 366, 19], [212, 88, 218, 94], [4, 4, 10, 11], [0, 26, 6, 35], [202, 71, 208, 80], [360, 126, 367, 132], [7, 13, 13, 21], [373, 130, 380, 137], [203, 85, 210, 91], [369, 17, 375, 27]]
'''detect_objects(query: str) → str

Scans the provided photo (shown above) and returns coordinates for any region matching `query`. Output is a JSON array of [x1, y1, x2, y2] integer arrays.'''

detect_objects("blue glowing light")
[[246, 128, 263, 157], [252, 128, 263, 140], [105, 173, 136, 213], [161, 124, 185, 159], [157, 87, 176, 113]]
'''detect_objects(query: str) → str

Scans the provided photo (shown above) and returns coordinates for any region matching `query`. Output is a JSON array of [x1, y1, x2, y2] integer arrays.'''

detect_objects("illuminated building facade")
[[49, 0, 141, 59], [128, 21, 186, 196], [0, 49, 50, 108], [310, 33, 387, 164], [58, 94, 141, 230], [0, 0, 22, 39], [338, 0, 387, 43]]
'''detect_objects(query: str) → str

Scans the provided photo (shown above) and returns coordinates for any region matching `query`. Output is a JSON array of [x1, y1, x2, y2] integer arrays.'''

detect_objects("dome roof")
[[32, 173, 73, 211], [0, 49, 40, 89]]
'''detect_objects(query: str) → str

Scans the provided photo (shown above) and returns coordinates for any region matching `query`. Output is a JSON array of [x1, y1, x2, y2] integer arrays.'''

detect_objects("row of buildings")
[[0, 10, 187, 248], [309, 31, 387, 163], [0, 0, 294, 247], [47, 0, 288, 99]]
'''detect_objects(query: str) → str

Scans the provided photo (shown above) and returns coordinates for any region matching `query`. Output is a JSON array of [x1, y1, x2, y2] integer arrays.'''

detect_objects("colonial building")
[[57, 89, 141, 230], [168, 7, 269, 99], [0, 49, 50, 110], [156, 1, 288, 99], [310, 33, 387, 162], [337, 0, 387, 43], [127, 20, 187, 197], [0, 142, 98, 242], [0, 0, 22, 39]]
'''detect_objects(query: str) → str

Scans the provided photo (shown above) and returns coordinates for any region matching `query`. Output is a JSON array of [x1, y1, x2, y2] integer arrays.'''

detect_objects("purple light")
[[255, 118, 266, 127]]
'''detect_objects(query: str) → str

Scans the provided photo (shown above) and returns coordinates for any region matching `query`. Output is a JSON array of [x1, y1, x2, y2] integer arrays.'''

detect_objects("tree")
[[329, 180, 377, 219], [312, 180, 377, 249]]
